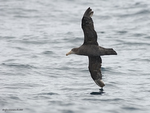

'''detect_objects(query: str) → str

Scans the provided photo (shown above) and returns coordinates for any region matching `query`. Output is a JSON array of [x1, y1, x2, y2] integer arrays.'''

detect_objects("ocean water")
[[0, 0, 150, 113]]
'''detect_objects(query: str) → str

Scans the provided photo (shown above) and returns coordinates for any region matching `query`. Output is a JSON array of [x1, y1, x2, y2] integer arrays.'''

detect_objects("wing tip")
[[83, 7, 94, 18], [94, 79, 105, 88]]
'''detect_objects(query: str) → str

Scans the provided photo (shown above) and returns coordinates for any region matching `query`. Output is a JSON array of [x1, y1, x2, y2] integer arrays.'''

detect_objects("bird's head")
[[66, 48, 79, 56]]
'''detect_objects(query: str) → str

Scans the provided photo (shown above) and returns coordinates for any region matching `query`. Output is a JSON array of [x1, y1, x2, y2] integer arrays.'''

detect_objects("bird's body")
[[66, 7, 117, 88], [71, 45, 117, 56]]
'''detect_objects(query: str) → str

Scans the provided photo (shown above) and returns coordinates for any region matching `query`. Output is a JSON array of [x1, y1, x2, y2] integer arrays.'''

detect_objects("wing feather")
[[88, 56, 105, 87], [82, 7, 98, 45]]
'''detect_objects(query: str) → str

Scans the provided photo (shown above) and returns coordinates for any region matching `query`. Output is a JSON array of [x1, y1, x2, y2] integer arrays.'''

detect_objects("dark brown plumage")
[[66, 7, 117, 88], [88, 56, 105, 87]]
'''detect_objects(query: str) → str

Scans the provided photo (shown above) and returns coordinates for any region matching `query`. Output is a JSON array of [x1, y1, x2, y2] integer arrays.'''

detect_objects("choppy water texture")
[[0, 0, 150, 113]]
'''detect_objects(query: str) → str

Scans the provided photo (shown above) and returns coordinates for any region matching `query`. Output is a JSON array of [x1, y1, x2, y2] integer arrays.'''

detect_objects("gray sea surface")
[[0, 0, 150, 113]]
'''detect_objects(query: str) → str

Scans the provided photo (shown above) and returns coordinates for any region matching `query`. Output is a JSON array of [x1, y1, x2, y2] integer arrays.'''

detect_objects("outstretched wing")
[[88, 56, 105, 87], [82, 7, 98, 45]]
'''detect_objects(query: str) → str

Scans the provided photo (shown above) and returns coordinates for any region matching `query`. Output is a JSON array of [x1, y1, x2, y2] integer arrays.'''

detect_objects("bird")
[[66, 7, 117, 89]]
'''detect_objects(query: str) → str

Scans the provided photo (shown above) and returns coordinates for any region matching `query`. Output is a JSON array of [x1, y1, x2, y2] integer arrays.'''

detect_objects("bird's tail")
[[104, 48, 117, 55], [94, 79, 105, 88]]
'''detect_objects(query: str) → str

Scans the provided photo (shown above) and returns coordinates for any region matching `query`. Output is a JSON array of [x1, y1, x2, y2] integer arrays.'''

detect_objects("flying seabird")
[[66, 7, 117, 89]]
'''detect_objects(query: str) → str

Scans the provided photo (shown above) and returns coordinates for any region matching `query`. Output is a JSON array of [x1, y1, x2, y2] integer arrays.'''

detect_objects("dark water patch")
[[101, 67, 114, 72], [80, 69, 88, 73], [121, 106, 141, 111], [0, 36, 16, 39], [20, 40, 47, 45], [100, 98, 124, 102], [0, 99, 8, 107], [42, 51, 54, 55], [126, 41, 150, 46], [17, 38, 50, 45], [135, 9, 150, 15], [2, 95, 22, 102], [3, 83, 43, 90], [116, 39, 150, 46], [116, 30, 128, 34], [11, 7, 39, 15], [14, 15, 43, 19], [14, 46, 28, 51], [97, 31, 105, 34], [100, 31, 105, 34], [48, 100, 63, 105], [2, 59, 16, 63], [54, 66, 74, 71], [117, 9, 150, 18], [2, 63, 36, 69], [66, 31, 74, 36], [144, 36, 150, 39], [38, 92, 58, 95], [130, 58, 150, 62], [1, 71, 29, 76], [33, 95, 51, 100], [9, 96, 21, 100], [61, 110, 75, 113], [132, 33, 146, 37], [134, 2, 148, 8], [83, 98, 123, 102]]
